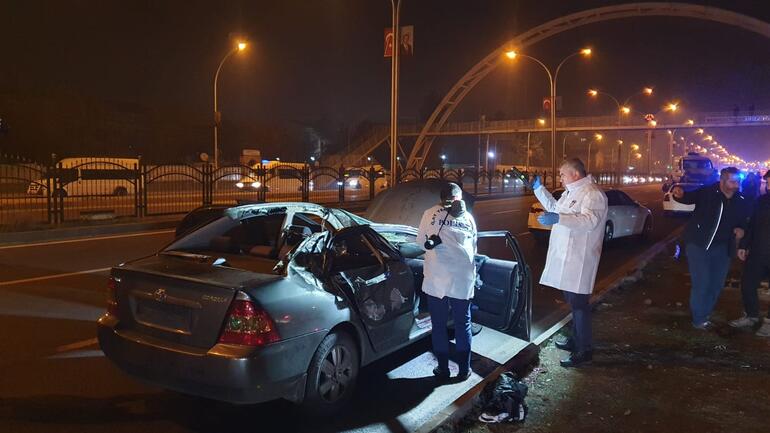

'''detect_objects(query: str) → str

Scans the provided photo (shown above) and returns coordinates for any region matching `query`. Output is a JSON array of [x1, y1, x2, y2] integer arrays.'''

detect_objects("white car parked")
[[528, 188, 653, 243], [663, 182, 700, 215]]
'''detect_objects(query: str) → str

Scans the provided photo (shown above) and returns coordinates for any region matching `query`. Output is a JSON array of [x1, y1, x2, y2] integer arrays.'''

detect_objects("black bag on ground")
[[478, 371, 528, 423]]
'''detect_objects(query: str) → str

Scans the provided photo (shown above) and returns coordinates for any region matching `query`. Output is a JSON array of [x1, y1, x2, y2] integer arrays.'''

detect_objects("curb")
[[0, 218, 181, 245], [422, 225, 685, 433]]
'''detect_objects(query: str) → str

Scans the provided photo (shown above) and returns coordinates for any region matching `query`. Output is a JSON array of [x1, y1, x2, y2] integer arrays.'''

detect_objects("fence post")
[[302, 165, 310, 202], [501, 170, 506, 194], [203, 164, 212, 206], [45, 165, 53, 224], [368, 166, 375, 200], [142, 163, 149, 216], [338, 165, 345, 204]]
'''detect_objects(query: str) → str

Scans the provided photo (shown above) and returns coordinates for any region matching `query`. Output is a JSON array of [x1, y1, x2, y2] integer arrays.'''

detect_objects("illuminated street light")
[[621, 106, 631, 114], [643, 87, 654, 96], [696, 128, 704, 134], [440, 154, 447, 161], [505, 47, 592, 187], [686, 119, 695, 126], [537, 118, 546, 126], [631, 144, 640, 151], [666, 102, 679, 112], [588, 89, 599, 97], [487, 151, 496, 158], [213, 38, 249, 168]]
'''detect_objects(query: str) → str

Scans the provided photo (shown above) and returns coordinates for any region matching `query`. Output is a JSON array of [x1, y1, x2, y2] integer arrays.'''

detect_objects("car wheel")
[[640, 216, 652, 240], [603, 222, 614, 243], [302, 331, 359, 415]]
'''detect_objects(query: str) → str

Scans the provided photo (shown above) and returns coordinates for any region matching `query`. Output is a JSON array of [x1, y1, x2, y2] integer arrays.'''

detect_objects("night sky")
[[2, 0, 770, 164]]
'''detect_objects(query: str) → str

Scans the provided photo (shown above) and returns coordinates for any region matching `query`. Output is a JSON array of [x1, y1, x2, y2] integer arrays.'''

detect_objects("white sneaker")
[[728, 315, 760, 328], [756, 319, 770, 337]]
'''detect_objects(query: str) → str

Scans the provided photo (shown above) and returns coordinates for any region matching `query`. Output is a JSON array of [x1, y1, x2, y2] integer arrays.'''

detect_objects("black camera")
[[424, 234, 443, 250]]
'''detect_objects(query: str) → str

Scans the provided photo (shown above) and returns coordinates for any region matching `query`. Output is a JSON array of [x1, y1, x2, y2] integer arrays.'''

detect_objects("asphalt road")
[[0, 183, 684, 433]]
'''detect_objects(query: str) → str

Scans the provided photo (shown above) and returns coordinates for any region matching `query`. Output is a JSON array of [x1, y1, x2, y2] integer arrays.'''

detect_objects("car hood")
[[365, 179, 476, 228]]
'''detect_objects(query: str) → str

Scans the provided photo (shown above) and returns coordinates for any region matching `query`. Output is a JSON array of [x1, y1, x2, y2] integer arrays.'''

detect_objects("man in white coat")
[[417, 182, 478, 380], [533, 158, 608, 367]]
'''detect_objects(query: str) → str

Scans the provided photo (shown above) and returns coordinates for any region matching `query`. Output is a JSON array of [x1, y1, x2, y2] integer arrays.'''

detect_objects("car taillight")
[[219, 299, 281, 346], [107, 276, 120, 317]]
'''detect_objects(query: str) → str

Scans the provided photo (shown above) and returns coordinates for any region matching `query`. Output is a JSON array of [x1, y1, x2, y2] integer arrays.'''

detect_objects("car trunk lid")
[[112, 253, 281, 350]]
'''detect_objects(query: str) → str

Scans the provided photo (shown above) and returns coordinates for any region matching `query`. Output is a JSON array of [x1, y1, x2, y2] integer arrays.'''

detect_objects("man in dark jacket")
[[672, 167, 751, 329], [729, 170, 770, 336]]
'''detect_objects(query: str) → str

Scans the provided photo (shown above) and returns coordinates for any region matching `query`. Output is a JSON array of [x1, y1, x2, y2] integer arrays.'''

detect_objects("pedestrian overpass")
[[324, 111, 770, 168]]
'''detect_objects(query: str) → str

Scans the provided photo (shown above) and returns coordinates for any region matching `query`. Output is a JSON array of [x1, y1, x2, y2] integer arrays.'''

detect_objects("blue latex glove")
[[532, 175, 543, 190], [537, 212, 560, 226]]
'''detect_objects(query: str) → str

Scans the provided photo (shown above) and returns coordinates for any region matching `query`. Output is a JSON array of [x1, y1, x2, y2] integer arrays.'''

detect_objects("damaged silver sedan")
[[97, 202, 531, 414]]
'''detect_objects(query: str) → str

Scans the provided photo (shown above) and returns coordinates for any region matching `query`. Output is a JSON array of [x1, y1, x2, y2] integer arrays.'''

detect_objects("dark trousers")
[[741, 255, 770, 319], [427, 294, 472, 373], [563, 291, 592, 352], [686, 243, 731, 325]]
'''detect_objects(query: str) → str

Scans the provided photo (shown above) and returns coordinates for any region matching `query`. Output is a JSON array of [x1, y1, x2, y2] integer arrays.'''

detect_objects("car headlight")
[[235, 182, 244, 189], [348, 179, 358, 187], [251, 181, 261, 189]]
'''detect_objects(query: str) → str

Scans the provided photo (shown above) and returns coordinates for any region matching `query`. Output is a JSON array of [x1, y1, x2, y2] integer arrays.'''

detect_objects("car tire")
[[302, 331, 359, 416], [603, 221, 614, 243], [640, 216, 652, 240]]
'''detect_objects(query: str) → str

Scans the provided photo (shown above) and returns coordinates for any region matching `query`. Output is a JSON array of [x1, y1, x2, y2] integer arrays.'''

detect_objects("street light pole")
[[389, 0, 402, 187], [213, 41, 247, 169]]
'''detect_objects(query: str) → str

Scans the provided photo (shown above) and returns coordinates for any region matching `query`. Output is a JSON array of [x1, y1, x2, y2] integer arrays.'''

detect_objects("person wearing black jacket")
[[672, 167, 751, 329], [729, 170, 770, 336]]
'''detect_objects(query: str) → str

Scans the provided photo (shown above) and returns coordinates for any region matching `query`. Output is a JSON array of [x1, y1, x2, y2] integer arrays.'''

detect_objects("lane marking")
[[0, 267, 111, 287], [56, 337, 98, 353], [491, 209, 521, 215], [0, 229, 175, 250]]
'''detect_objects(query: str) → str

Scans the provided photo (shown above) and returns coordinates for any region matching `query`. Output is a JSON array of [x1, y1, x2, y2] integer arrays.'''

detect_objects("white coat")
[[534, 176, 608, 294], [417, 204, 478, 300]]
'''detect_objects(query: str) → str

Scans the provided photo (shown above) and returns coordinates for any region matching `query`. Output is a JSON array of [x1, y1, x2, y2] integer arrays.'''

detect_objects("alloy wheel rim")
[[317, 345, 353, 402]]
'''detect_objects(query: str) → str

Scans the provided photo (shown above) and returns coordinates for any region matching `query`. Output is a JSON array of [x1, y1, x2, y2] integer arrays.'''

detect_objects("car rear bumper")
[[97, 314, 326, 404]]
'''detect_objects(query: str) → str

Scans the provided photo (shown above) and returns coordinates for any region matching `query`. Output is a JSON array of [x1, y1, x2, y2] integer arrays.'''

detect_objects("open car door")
[[472, 231, 532, 341], [326, 225, 416, 353]]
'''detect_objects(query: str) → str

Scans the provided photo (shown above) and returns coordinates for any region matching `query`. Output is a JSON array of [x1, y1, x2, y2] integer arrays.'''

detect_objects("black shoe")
[[560, 350, 593, 368], [433, 366, 450, 380], [554, 335, 575, 351], [454, 369, 473, 382]]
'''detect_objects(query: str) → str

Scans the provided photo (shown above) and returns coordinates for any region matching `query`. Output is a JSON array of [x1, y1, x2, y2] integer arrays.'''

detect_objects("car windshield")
[[330, 208, 371, 227], [683, 160, 712, 170]]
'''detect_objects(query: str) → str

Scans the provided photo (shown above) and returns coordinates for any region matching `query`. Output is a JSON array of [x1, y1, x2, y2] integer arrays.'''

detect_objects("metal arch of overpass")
[[406, 3, 770, 169]]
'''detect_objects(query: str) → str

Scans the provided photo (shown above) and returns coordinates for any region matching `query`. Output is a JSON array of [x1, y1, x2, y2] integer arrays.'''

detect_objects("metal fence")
[[0, 155, 662, 231]]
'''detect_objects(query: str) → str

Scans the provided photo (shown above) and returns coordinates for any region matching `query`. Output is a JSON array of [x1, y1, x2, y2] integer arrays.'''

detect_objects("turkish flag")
[[384, 28, 394, 57]]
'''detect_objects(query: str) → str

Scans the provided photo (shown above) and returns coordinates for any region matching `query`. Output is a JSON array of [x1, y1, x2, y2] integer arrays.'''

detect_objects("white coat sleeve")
[[534, 186, 558, 212], [558, 189, 608, 232]]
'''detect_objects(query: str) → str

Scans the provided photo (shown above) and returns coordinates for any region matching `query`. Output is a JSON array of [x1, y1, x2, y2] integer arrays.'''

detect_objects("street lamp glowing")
[[686, 119, 694, 126], [666, 102, 679, 112], [310, 156, 316, 162], [487, 151, 495, 159], [581, 48, 592, 56], [588, 89, 598, 97], [696, 128, 704, 134], [635, 153, 642, 159], [631, 144, 640, 151], [594, 133, 603, 140], [705, 135, 713, 141], [537, 118, 546, 126], [505, 50, 517, 59], [237, 42, 247, 51], [643, 87, 654, 96], [621, 106, 631, 114], [648, 120, 657, 127], [440, 154, 447, 160]]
